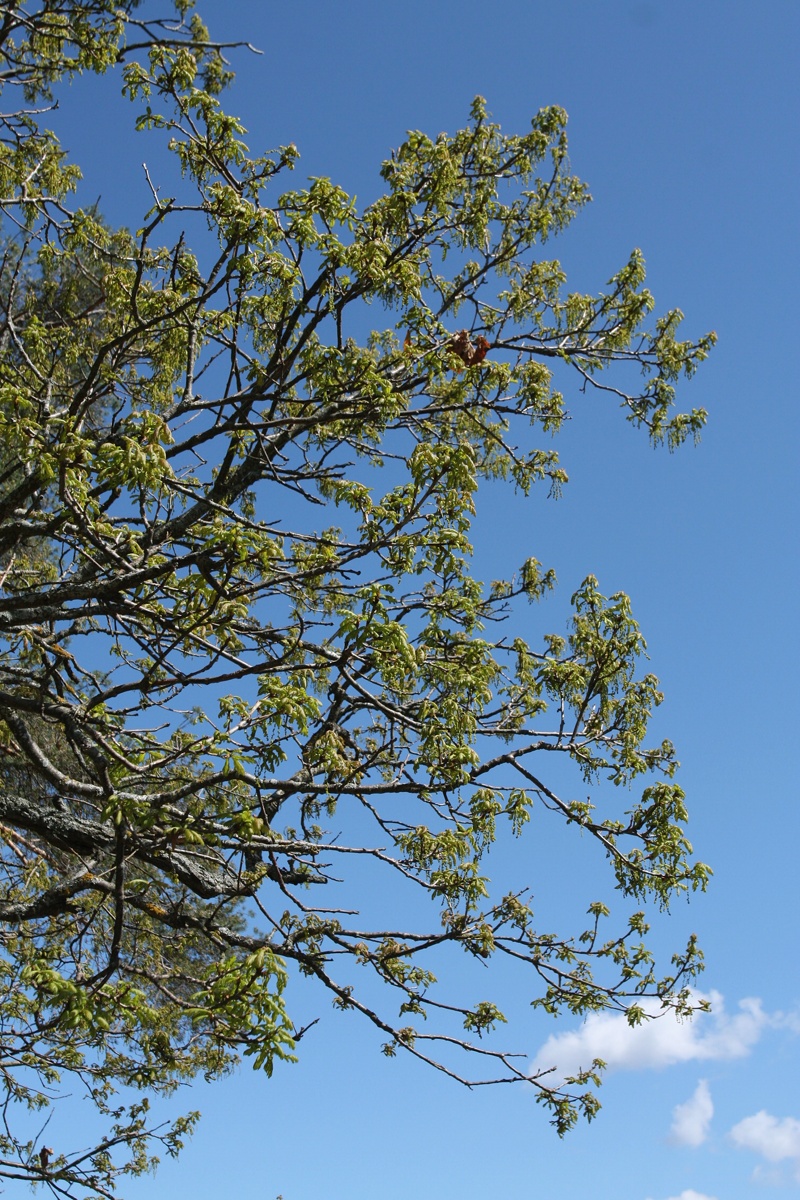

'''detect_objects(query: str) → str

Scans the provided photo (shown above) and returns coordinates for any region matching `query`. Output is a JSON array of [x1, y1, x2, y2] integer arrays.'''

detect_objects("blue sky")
[[42, 1, 799, 1196]]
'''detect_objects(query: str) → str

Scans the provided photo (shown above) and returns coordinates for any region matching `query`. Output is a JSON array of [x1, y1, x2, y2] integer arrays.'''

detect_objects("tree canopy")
[[0, 3, 714, 1194]]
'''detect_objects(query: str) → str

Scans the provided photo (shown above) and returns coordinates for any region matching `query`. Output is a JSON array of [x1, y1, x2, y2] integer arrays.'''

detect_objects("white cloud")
[[773, 1007, 800, 1035], [530, 991, 768, 1083], [730, 1110, 800, 1180], [670, 1079, 714, 1146], [645, 1191, 718, 1200], [750, 1164, 789, 1187]]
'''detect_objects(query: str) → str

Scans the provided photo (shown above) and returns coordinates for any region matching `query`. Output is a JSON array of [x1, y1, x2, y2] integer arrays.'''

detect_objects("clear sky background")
[[43, 1, 799, 1197]]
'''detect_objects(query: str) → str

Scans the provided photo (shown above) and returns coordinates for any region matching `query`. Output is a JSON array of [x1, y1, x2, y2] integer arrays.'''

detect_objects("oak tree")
[[0, 2, 714, 1194]]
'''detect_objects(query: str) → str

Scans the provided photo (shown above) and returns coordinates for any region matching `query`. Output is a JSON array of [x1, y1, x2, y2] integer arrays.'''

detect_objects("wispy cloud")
[[530, 991, 768, 1082], [670, 1079, 714, 1146], [645, 1190, 718, 1200], [729, 1111, 800, 1182]]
